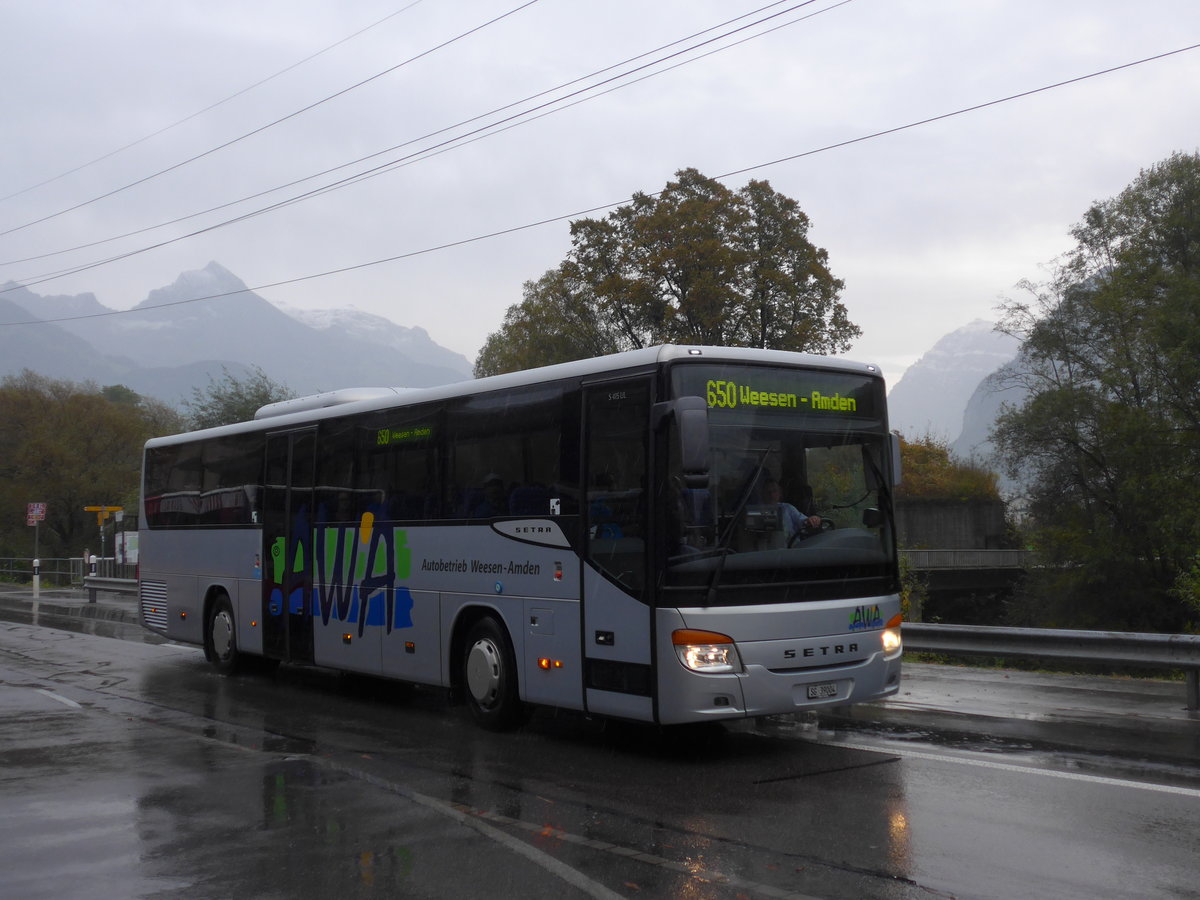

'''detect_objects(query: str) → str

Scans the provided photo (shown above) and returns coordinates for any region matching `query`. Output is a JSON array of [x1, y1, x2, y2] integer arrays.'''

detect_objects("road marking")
[[324, 760, 632, 900], [830, 739, 1200, 798], [462, 805, 828, 900], [35, 688, 81, 709]]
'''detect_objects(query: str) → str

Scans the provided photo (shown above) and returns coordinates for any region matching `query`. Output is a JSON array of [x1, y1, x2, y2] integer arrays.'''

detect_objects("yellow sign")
[[84, 505, 123, 526]]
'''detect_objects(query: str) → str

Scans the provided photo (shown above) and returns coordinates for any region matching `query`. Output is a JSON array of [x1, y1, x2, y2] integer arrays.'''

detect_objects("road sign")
[[84, 505, 123, 526], [27, 503, 46, 521]]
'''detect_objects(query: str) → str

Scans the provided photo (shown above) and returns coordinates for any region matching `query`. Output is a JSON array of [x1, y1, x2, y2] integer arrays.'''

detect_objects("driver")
[[763, 478, 821, 542]]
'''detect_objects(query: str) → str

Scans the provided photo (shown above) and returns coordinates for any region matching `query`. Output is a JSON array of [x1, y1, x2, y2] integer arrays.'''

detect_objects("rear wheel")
[[207, 594, 240, 675], [462, 616, 523, 730]]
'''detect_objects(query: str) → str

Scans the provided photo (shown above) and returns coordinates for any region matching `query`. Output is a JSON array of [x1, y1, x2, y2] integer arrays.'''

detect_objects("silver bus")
[[139, 345, 903, 729]]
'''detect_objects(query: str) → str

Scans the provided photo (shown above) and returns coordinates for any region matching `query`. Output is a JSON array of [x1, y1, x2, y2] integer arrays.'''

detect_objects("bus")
[[139, 345, 903, 729]]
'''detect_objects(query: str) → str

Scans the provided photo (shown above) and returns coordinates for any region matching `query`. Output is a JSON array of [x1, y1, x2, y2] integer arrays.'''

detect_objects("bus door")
[[581, 377, 654, 720], [262, 428, 316, 665]]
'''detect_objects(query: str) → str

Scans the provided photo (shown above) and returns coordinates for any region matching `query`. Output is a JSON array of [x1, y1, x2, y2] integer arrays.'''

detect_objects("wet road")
[[1, 597, 1198, 899]]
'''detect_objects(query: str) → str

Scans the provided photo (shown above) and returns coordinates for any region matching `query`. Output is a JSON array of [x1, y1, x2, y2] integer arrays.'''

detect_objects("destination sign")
[[673, 364, 880, 420], [705, 378, 858, 413], [375, 424, 433, 447]]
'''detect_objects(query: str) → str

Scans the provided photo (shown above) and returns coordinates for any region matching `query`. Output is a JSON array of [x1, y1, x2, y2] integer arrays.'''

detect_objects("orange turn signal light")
[[672, 628, 735, 646]]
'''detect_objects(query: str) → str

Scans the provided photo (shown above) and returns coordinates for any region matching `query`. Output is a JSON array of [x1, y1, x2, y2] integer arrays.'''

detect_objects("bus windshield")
[[664, 363, 896, 604]]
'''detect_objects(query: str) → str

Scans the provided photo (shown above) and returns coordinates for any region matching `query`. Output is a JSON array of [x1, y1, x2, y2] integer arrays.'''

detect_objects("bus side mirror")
[[655, 397, 710, 487]]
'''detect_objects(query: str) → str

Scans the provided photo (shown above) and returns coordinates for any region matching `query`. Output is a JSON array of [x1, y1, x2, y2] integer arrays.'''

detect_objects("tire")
[[207, 594, 240, 675], [462, 616, 523, 730]]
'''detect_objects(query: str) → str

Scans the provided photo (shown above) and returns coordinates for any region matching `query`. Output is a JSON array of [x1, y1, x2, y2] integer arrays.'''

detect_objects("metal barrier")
[[82, 576, 138, 605], [0, 557, 78, 585], [904, 623, 1200, 710], [1, 557, 135, 585]]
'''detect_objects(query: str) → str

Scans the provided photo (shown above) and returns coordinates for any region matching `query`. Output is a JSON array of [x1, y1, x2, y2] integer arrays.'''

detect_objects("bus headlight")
[[881, 614, 903, 657], [673, 629, 742, 674]]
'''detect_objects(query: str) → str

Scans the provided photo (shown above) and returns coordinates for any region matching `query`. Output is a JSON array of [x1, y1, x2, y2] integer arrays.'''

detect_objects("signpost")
[[27, 503, 46, 598], [83, 506, 123, 576]]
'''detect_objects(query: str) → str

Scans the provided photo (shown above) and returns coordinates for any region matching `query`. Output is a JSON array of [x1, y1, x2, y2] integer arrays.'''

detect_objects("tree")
[[896, 434, 1000, 502], [183, 365, 294, 429], [476, 168, 858, 376], [992, 152, 1200, 632], [0, 372, 180, 560]]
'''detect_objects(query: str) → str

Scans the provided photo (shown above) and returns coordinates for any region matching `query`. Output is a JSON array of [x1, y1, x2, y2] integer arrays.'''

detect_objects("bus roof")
[[145, 344, 884, 448]]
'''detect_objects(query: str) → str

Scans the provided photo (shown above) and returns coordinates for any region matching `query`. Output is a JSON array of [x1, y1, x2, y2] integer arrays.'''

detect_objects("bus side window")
[[585, 381, 649, 596]]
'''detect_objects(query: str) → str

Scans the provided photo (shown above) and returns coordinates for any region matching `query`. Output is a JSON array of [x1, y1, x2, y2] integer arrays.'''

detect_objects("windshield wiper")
[[705, 448, 774, 605]]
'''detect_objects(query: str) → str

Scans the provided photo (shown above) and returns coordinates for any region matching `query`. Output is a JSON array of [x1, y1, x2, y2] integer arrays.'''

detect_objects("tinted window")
[[447, 384, 569, 520], [315, 408, 439, 524], [143, 432, 264, 527]]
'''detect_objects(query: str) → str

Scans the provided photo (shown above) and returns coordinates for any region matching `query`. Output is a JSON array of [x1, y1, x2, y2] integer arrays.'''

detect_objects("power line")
[[0, 1, 428, 205], [0, 0, 541, 240], [4, 39, 1198, 328], [0, 0, 803, 268], [1, 0, 834, 285]]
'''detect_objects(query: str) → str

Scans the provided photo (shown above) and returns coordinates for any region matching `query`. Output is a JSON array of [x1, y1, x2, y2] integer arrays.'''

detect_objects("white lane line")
[[35, 688, 82, 709], [831, 739, 1200, 799], [327, 760, 630, 900]]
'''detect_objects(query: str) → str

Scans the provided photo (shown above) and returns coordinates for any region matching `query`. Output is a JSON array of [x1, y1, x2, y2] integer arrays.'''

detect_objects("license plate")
[[806, 681, 838, 700]]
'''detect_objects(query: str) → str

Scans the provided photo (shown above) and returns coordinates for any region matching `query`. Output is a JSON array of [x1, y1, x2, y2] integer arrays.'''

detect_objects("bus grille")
[[140, 581, 168, 631]]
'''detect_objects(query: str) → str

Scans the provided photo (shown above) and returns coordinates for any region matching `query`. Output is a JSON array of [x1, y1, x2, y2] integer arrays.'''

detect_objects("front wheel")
[[462, 617, 523, 730], [207, 594, 240, 675]]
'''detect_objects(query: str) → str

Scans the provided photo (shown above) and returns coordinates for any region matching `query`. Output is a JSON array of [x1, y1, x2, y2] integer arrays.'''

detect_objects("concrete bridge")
[[901, 548, 1031, 594]]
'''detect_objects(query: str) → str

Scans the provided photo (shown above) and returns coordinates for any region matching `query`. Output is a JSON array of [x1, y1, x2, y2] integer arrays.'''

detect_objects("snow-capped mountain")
[[1, 262, 474, 404], [278, 303, 471, 376], [887, 319, 1021, 443]]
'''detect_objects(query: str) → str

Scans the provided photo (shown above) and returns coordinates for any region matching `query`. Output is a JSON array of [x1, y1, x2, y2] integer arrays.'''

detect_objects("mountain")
[[278, 303, 472, 377], [1, 262, 474, 405], [950, 363, 1029, 462], [0, 292, 133, 384], [887, 319, 1020, 443]]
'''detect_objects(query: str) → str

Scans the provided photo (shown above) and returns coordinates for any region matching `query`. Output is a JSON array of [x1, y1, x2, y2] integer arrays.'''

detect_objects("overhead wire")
[[0, 0, 836, 288], [6, 38, 1197, 328], [0, 0, 542, 240], [0, 0, 803, 269], [0, 0, 428, 205], [1, 0, 813, 272]]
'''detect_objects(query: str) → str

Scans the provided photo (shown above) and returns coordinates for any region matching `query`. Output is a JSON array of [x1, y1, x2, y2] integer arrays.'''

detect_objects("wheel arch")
[[201, 582, 236, 663], [448, 603, 520, 701]]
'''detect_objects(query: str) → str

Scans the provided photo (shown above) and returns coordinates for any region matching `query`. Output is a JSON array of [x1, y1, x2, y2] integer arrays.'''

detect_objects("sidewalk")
[[830, 661, 1200, 765]]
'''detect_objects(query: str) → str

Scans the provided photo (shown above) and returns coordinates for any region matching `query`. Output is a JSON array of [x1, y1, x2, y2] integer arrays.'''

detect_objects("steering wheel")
[[787, 517, 836, 547]]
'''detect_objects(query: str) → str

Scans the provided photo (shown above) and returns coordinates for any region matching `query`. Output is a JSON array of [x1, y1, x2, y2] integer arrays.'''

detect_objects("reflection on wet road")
[[1, 611, 1198, 900]]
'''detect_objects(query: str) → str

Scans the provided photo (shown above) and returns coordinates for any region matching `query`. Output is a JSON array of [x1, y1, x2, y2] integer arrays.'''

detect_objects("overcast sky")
[[2, 0, 1198, 386]]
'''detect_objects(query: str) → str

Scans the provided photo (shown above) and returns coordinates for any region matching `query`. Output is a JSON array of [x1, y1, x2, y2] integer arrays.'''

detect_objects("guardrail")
[[1, 557, 80, 585], [82, 576, 138, 605], [2, 557, 136, 585], [904, 623, 1200, 710]]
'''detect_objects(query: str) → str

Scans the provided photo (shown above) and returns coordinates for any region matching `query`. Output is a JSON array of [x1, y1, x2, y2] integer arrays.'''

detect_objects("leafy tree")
[[992, 152, 1200, 632], [183, 365, 294, 429], [0, 372, 179, 560], [476, 168, 858, 376], [896, 434, 1000, 502]]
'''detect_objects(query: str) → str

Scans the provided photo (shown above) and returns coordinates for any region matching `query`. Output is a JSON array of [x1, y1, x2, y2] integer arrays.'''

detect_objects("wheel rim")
[[211, 609, 234, 660], [465, 637, 502, 708]]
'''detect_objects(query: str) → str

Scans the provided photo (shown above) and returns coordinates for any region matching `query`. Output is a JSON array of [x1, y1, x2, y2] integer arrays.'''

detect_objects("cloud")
[[2, 0, 1198, 381]]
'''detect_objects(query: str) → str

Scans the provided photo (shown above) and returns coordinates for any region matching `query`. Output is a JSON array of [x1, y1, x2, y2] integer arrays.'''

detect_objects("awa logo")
[[848, 604, 883, 631]]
